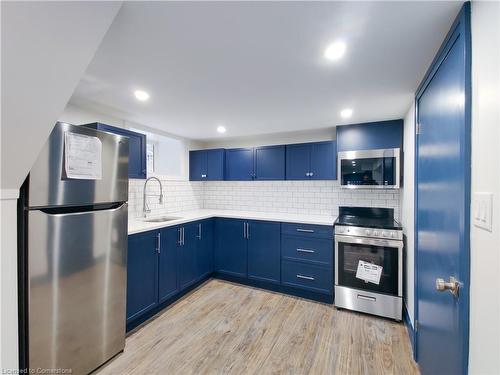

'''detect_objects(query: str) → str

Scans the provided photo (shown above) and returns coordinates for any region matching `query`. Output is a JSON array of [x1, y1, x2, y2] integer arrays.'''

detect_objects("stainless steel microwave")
[[338, 148, 401, 189]]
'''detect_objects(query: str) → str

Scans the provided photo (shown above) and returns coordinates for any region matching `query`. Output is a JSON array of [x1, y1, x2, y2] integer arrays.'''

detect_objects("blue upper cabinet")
[[254, 145, 285, 180], [225, 148, 255, 180], [225, 146, 285, 181], [83, 122, 147, 179], [189, 149, 225, 181], [286, 141, 337, 180], [336, 119, 403, 152], [310, 141, 336, 180]]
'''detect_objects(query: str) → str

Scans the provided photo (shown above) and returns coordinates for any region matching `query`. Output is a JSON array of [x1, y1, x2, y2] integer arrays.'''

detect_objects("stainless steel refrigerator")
[[18, 122, 129, 374]]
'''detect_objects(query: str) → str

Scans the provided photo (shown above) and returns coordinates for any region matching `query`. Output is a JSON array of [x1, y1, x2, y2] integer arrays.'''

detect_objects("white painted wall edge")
[[0, 190, 19, 200]]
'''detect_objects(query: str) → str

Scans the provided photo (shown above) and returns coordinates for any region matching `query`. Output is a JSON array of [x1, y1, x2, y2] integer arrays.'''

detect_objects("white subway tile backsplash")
[[128, 179, 400, 220]]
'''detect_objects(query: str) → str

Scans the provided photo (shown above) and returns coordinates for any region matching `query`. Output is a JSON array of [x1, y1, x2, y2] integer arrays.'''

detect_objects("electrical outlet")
[[473, 192, 493, 232]]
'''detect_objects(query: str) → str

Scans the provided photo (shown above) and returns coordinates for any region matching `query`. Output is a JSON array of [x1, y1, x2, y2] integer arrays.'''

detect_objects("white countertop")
[[128, 209, 336, 235]]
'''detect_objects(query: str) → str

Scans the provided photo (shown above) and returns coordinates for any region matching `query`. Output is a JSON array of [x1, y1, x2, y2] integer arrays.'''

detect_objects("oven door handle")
[[334, 234, 403, 249]]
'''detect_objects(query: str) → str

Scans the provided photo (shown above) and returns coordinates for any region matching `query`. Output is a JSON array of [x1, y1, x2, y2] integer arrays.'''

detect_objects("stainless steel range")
[[334, 207, 403, 321]]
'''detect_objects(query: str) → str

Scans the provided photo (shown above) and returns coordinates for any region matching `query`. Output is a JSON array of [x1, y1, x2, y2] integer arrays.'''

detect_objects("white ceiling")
[[70, 1, 462, 141]]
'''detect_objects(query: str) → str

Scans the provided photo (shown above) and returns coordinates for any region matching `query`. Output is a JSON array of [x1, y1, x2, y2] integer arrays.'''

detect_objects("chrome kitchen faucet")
[[143, 176, 163, 217]]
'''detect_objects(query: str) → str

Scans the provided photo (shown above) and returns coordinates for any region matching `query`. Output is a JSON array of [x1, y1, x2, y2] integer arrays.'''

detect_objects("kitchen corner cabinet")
[[82, 122, 147, 179], [214, 218, 281, 283], [126, 231, 158, 322], [225, 145, 285, 181], [189, 149, 225, 181], [286, 141, 337, 180]]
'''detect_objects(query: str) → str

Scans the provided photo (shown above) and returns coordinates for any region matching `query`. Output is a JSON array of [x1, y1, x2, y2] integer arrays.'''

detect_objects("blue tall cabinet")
[[83, 122, 147, 179], [286, 141, 337, 180]]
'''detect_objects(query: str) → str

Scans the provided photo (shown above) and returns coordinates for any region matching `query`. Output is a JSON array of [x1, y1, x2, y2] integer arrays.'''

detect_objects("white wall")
[[400, 104, 416, 327], [469, 1, 500, 374], [196, 127, 335, 149]]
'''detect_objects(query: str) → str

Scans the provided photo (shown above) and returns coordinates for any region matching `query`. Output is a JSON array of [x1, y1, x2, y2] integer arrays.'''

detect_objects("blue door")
[[158, 227, 179, 303], [206, 149, 225, 180], [286, 143, 310, 180], [214, 218, 247, 277], [126, 231, 158, 322], [310, 141, 336, 180], [254, 145, 285, 180], [197, 219, 214, 279], [415, 5, 470, 374], [225, 148, 254, 180], [179, 223, 199, 290], [247, 220, 281, 284], [189, 150, 207, 181]]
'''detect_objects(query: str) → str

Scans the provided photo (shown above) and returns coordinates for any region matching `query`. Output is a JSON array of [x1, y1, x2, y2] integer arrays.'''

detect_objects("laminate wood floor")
[[96, 279, 419, 375]]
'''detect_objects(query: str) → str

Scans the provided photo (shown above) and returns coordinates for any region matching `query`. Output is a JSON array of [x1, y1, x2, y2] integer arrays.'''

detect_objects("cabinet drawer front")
[[282, 236, 333, 265], [281, 260, 332, 295], [282, 223, 333, 239]]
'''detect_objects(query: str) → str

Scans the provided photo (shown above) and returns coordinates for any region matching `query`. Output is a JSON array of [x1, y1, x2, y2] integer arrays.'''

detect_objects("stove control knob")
[[373, 230, 380, 236], [382, 231, 389, 237], [365, 229, 372, 236]]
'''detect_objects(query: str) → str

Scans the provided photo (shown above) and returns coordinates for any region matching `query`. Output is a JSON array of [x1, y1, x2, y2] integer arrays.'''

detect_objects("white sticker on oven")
[[64, 131, 102, 180], [356, 260, 383, 285]]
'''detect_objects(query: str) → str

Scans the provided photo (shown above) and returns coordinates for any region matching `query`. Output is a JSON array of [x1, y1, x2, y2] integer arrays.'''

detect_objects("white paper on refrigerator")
[[64, 132, 102, 180], [355, 260, 383, 285]]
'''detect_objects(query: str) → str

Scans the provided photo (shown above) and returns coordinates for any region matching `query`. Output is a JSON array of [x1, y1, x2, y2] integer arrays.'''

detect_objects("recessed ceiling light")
[[217, 125, 226, 134], [340, 108, 353, 119], [324, 41, 346, 61], [134, 90, 150, 101]]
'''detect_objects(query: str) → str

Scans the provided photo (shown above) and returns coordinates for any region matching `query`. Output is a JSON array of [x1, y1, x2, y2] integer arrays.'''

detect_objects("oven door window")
[[337, 241, 399, 295], [341, 156, 396, 186]]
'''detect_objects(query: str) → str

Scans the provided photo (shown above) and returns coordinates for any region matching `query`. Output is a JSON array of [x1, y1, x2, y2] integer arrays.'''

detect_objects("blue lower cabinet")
[[197, 220, 214, 278], [179, 223, 199, 290], [214, 218, 248, 277], [247, 221, 281, 284], [158, 227, 179, 303], [281, 260, 332, 295], [126, 231, 158, 322], [281, 236, 333, 266]]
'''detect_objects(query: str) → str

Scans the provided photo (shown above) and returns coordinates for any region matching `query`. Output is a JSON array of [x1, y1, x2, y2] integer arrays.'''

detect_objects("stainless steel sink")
[[142, 216, 181, 223]]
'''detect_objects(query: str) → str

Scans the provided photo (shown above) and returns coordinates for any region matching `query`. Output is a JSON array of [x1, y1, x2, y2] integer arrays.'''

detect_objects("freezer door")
[[28, 203, 127, 374], [29, 122, 129, 208]]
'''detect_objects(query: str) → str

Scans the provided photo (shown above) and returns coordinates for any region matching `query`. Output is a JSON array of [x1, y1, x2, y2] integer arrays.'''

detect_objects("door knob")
[[436, 276, 460, 297]]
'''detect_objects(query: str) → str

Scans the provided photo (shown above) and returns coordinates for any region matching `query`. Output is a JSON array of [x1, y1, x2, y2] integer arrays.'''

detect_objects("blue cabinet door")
[[310, 141, 336, 180], [214, 218, 247, 277], [189, 150, 207, 181], [336, 120, 403, 152], [158, 227, 179, 303], [197, 219, 214, 279], [286, 143, 311, 180], [247, 221, 281, 284], [206, 149, 225, 180], [126, 231, 158, 322], [254, 145, 285, 180], [83, 123, 147, 179], [225, 148, 254, 180], [179, 223, 199, 290]]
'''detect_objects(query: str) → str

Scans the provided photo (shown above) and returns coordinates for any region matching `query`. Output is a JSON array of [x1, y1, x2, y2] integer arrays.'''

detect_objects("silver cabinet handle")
[[201, 174, 207, 178], [305, 172, 310, 177], [310, 172, 314, 177], [182, 227, 185, 246], [157, 232, 161, 254], [297, 248, 315, 253], [246, 222, 250, 239], [296, 228, 314, 233], [296, 274, 315, 281], [243, 222, 246, 239], [357, 294, 376, 302], [178, 228, 182, 245], [197, 223, 202, 240]]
